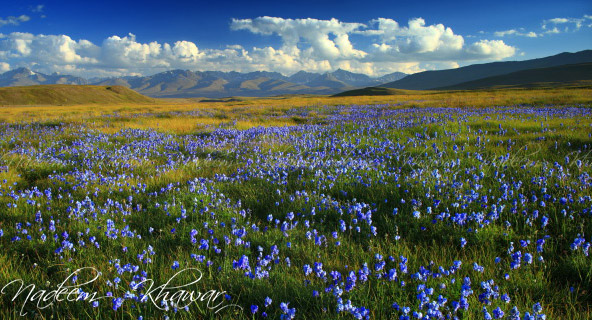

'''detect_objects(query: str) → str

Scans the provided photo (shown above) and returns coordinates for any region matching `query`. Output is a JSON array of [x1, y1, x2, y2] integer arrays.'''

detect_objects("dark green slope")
[[382, 50, 592, 90], [434, 63, 592, 90]]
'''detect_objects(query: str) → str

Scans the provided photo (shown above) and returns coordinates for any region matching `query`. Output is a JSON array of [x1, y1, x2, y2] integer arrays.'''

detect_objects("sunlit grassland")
[[0, 86, 590, 133]]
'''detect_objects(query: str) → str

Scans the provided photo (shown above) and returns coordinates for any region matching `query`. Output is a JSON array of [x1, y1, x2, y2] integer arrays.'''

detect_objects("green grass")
[[0, 99, 590, 319]]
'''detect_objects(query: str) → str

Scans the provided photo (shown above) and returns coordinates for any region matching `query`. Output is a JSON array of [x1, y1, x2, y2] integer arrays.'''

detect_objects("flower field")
[[0, 103, 591, 319]]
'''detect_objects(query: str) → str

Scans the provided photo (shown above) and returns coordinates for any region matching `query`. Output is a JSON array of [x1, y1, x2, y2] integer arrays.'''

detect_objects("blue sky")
[[1, 0, 590, 77]]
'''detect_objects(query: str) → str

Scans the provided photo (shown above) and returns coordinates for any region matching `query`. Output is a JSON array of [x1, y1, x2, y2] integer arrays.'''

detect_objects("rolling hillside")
[[332, 87, 422, 97], [0, 85, 155, 105], [382, 50, 592, 90], [433, 63, 592, 90]]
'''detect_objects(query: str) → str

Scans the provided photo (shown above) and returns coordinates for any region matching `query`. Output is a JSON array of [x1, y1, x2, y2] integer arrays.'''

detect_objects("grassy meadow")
[[0, 86, 591, 319], [0, 86, 590, 133]]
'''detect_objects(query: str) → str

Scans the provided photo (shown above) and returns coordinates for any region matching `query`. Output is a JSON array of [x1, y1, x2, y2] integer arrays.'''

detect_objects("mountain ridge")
[[0, 67, 407, 98], [432, 62, 592, 90], [3, 49, 590, 98], [0, 67, 88, 87], [382, 50, 592, 90]]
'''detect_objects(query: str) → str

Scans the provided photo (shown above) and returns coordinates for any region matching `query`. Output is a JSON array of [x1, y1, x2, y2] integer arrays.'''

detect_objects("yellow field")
[[1, 86, 590, 134]]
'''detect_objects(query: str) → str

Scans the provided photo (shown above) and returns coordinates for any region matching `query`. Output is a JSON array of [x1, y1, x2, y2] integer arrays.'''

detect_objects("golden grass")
[[0, 86, 590, 133], [0, 85, 154, 106]]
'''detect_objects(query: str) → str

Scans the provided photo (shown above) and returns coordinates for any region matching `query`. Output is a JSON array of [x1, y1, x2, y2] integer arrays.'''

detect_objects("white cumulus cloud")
[[0, 32, 98, 65], [0, 16, 520, 77], [363, 18, 514, 62], [101, 33, 164, 68], [463, 40, 516, 60], [365, 18, 464, 54], [231, 17, 367, 60]]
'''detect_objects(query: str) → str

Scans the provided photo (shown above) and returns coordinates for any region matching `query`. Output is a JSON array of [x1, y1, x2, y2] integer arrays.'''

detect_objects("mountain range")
[[2, 49, 590, 98], [0, 68, 406, 98], [0, 68, 88, 87]]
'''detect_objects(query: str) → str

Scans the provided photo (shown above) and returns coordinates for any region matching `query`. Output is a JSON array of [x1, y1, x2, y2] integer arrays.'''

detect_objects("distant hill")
[[382, 50, 592, 90], [434, 63, 592, 90], [333, 87, 421, 97], [0, 85, 154, 105]]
